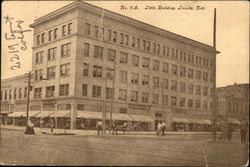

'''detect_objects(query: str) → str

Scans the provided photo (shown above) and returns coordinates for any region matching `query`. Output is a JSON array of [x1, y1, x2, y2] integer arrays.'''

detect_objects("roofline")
[[1, 74, 26, 82], [217, 83, 250, 89], [30, 1, 220, 54]]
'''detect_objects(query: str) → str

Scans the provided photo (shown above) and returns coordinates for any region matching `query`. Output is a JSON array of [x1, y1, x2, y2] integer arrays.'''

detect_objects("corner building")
[[29, 1, 218, 131]]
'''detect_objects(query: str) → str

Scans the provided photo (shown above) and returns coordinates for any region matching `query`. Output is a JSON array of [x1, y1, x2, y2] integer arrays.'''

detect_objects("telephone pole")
[[25, 71, 32, 126]]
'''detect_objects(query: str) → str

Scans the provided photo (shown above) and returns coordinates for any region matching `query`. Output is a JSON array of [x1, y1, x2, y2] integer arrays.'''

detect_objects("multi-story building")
[[1, 1, 219, 131], [217, 83, 249, 125]]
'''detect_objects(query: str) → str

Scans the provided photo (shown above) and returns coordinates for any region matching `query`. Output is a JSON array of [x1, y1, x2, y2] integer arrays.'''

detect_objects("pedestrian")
[[96, 120, 102, 136], [40, 118, 44, 129], [25, 119, 35, 135], [50, 119, 55, 133], [156, 120, 162, 136], [161, 121, 167, 136], [112, 120, 117, 135]]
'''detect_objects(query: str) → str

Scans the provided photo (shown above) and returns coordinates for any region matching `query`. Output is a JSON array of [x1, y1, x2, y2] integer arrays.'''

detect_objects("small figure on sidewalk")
[[50, 119, 55, 133], [240, 121, 247, 144], [161, 121, 167, 136], [40, 118, 44, 129], [96, 120, 102, 136], [156, 120, 162, 136], [112, 120, 117, 135], [25, 119, 35, 135], [227, 124, 233, 142]]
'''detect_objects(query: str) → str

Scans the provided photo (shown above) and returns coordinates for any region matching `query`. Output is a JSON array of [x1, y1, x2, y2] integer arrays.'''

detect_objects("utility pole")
[[25, 72, 32, 126], [212, 8, 218, 142], [109, 56, 116, 133]]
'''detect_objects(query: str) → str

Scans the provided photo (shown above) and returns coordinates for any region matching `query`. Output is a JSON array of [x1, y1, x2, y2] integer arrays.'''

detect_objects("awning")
[[49, 110, 71, 118], [188, 119, 204, 124], [77, 111, 102, 119], [1, 111, 8, 114], [22, 111, 41, 117], [172, 117, 190, 124], [8, 112, 26, 117], [109, 112, 133, 121], [227, 118, 241, 125], [129, 114, 153, 122], [35, 111, 55, 118], [203, 120, 211, 125]]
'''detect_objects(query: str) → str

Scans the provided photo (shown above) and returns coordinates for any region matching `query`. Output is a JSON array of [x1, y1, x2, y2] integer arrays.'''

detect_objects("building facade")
[[1, 1, 218, 131], [217, 83, 249, 125]]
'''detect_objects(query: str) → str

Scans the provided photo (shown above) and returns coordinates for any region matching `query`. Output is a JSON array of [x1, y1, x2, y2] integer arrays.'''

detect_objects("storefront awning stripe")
[[1, 111, 9, 114], [35, 111, 55, 118], [109, 113, 133, 121], [77, 111, 102, 119], [22, 111, 41, 117], [8, 112, 26, 117], [129, 114, 153, 122], [49, 110, 71, 118], [227, 118, 241, 125], [172, 117, 190, 124]]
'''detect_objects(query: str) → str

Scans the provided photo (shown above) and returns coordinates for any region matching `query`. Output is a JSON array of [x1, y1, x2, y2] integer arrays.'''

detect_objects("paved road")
[[0, 129, 248, 166]]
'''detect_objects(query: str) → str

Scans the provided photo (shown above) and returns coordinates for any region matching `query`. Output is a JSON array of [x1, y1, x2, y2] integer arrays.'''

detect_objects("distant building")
[[217, 83, 249, 125], [1, 1, 219, 131]]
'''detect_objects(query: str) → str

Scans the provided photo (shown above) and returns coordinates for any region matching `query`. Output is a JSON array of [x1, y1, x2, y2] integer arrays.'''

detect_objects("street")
[[0, 129, 248, 166]]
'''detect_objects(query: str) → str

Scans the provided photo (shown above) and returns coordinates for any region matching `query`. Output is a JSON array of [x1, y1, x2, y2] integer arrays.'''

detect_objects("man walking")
[[156, 120, 162, 136], [161, 121, 167, 136], [96, 120, 102, 136], [240, 121, 247, 144]]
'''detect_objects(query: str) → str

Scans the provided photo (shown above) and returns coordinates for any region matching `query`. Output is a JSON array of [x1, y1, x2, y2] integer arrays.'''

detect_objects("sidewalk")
[[1, 125, 225, 136]]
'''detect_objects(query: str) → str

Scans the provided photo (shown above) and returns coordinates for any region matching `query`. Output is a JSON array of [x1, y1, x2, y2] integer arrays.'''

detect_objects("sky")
[[1, 1, 249, 87]]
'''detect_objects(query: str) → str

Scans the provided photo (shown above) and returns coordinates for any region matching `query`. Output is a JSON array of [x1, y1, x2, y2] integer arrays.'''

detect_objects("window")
[[132, 36, 135, 47], [47, 66, 56, 80], [35, 69, 43, 80], [84, 43, 90, 57], [41, 33, 45, 44], [210, 74, 213, 83], [137, 38, 140, 49], [153, 77, 159, 88], [196, 100, 201, 109], [162, 46, 166, 56], [61, 43, 71, 57], [162, 63, 168, 73], [146, 41, 150, 51], [157, 44, 160, 54], [106, 68, 114, 80], [196, 71, 202, 80], [152, 94, 159, 104], [142, 75, 149, 85], [180, 51, 183, 60], [188, 53, 191, 63], [130, 91, 138, 102], [179, 97, 185, 107], [48, 47, 56, 61], [113, 31, 117, 42], [120, 33, 124, 44], [93, 65, 102, 78], [77, 104, 85, 111], [46, 86, 55, 97], [162, 79, 168, 89], [106, 88, 114, 99], [13, 89, 17, 99], [120, 52, 128, 64], [94, 25, 99, 38], [142, 57, 150, 68], [203, 72, 208, 81], [18, 88, 22, 99], [175, 49, 179, 59], [48, 30, 52, 41], [171, 96, 177, 106], [54, 28, 58, 40], [172, 64, 177, 75], [142, 92, 149, 103], [119, 108, 127, 114], [171, 48, 175, 58], [60, 63, 70, 77], [34, 87, 42, 98], [153, 43, 156, 53], [180, 82, 185, 93], [37, 35, 40, 45], [83, 63, 89, 76], [24, 87, 27, 98], [85, 23, 91, 35], [59, 84, 69, 96], [163, 95, 168, 105], [143, 40, 146, 50], [196, 85, 201, 95], [4, 90, 7, 100], [188, 68, 194, 79], [9, 89, 12, 100], [35, 52, 43, 64], [171, 80, 177, 91], [203, 86, 208, 96], [100, 27, 104, 40], [119, 89, 127, 101], [82, 84, 88, 96], [131, 73, 139, 84], [188, 99, 193, 108], [107, 29, 112, 41], [167, 47, 169, 56], [203, 100, 208, 110], [119, 70, 127, 83], [58, 104, 71, 110], [62, 25, 66, 37], [132, 55, 139, 66], [125, 35, 129, 45], [183, 52, 186, 61], [153, 60, 159, 71], [93, 45, 103, 59], [68, 23, 72, 35], [180, 66, 186, 77], [188, 84, 193, 94], [107, 49, 116, 61]]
